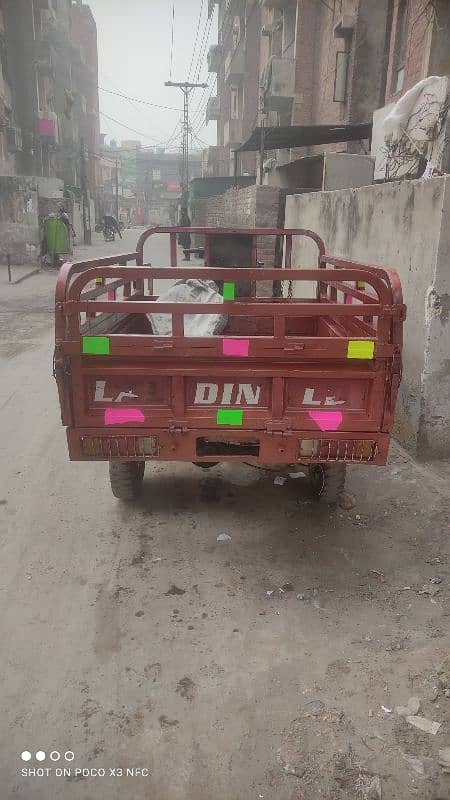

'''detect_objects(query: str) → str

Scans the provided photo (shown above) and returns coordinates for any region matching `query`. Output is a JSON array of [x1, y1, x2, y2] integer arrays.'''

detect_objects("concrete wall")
[[0, 176, 39, 265], [322, 153, 374, 191], [266, 153, 374, 192], [285, 176, 450, 458]]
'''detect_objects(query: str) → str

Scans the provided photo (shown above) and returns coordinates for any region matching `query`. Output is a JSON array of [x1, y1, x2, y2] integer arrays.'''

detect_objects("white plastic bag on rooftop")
[[383, 76, 447, 144]]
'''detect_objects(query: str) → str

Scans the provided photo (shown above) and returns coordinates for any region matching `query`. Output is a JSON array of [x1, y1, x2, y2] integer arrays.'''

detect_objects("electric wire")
[[191, 75, 217, 131], [192, 10, 213, 82], [188, 0, 205, 81], [98, 86, 181, 112], [169, 1, 176, 80], [99, 111, 184, 150]]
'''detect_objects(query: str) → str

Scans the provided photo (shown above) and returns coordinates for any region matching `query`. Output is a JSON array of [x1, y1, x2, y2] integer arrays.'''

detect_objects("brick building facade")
[[205, 0, 261, 177], [384, 0, 450, 106], [0, 4, 15, 175], [70, 0, 101, 193], [204, 0, 450, 177], [259, 0, 392, 160], [0, 0, 100, 199]]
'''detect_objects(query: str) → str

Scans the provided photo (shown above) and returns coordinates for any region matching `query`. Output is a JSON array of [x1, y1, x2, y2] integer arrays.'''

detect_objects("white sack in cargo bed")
[[148, 278, 228, 337]]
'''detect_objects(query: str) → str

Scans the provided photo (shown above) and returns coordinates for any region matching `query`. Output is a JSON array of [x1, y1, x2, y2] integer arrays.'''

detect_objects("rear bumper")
[[66, 427, 391, 465]]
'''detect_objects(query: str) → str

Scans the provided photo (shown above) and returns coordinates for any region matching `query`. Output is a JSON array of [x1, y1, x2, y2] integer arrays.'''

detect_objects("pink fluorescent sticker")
[[104, 408, 145, 425], [107, 290, 115, 301], [308, 410, 343, 432], [222, 338, 249, 357]]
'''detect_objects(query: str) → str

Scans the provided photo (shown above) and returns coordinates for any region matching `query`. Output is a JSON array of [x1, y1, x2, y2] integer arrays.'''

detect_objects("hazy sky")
[[86, 0, 217, 150]]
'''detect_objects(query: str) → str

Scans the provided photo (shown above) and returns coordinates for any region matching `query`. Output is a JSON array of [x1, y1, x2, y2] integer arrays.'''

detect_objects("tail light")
[[299, 439, 378, 462], [80, 435, 159, 458]]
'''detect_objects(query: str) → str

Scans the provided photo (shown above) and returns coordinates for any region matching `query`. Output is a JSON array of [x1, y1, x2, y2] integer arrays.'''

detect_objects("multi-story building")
[[136, 149, 203, 224], [206, 1, 450, 179], [257, 0, 392, 164], [96, 142, 202, 227], [206, 0, 262, 177], [97, 135, 120, 219], [69, 0, 100, 193], [383, 0, 450, 107], [0, 3, 16, 175], [1, 0, 100, 193]]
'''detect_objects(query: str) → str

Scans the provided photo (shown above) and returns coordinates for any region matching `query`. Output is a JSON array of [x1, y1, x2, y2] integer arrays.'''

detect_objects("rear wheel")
[[109, 461, 145, 500], [308, 463, 346, 504]]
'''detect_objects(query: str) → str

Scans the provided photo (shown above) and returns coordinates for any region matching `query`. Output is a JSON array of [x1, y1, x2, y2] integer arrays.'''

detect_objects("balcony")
[[261, 55, 295, 113], [334, 14, 356, 38], [202, 145, 226, 176], [223, 117, 243, 148], [207, 44, 221, 73], [205, 145, 225, 163], [35, 40, 56, 78], [224, 41, 245, 85], [0, 64, 12, 110], [206, 96, 220, 124], [40, 8, 67, 45], [260, 0, 294, 8]]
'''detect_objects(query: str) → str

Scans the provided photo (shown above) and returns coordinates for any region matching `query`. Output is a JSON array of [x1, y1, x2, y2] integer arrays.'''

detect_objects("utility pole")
[[165, 80, 207, 207], [80, 138, 91, 245], [115, 158, 119, 220]]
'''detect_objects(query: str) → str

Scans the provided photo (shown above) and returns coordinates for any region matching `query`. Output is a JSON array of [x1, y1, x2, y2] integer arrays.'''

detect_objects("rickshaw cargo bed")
[[54, 226, 405, 477]]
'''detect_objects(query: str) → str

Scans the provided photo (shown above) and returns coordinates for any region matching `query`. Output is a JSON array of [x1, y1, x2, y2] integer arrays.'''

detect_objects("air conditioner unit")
[[21, 130, 34, 151], [6, 126, 22, 152], [38, 111, 59, 144]]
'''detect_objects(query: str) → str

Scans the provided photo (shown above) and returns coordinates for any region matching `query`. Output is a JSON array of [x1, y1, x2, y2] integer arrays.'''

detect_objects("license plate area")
[[196, 437, 260, 457]]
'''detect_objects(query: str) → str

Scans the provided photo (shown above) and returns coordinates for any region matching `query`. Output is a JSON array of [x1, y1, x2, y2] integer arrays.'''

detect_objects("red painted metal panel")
[[66, 427, 391, 466], [55, 226, 405, 469]]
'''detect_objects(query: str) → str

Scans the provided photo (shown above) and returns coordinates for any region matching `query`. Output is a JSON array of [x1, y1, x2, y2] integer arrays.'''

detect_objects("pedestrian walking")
[[178, 208, 191, 261]]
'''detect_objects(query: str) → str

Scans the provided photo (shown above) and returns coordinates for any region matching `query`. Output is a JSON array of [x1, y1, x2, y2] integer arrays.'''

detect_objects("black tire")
[[308, 463, 346, 504], [192, 461, 219, 469], [109, 461, 145, 500]]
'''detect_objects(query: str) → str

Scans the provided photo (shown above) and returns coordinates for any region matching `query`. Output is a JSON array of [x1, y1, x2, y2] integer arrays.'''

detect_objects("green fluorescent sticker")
[[82, 336, 110, 355], [347, 340, 375, 360], [217, 409, 243, 426], [223, 282, 235, 301]]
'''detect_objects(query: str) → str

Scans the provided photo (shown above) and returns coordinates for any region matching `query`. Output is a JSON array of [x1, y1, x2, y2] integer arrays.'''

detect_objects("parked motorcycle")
[[103, 226, 115, 242]]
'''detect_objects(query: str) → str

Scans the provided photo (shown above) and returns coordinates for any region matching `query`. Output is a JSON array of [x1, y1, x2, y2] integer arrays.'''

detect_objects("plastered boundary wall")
[[285, 177, 450, 458]]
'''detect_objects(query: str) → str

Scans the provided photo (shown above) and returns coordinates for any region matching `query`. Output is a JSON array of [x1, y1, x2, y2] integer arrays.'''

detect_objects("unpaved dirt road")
[[1, 231, 450, 799]]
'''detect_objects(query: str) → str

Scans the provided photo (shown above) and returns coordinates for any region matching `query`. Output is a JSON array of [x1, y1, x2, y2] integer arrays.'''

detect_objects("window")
[[271, 13, 283, 58], [392, 0, 409, 93], [334, 51, 350, 102], [230, 87, 240, 119], [152, 168, 161, 180], [0, 37, 9, 84], [232, 16, 240, 50], [282, 6, 296, 57]]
